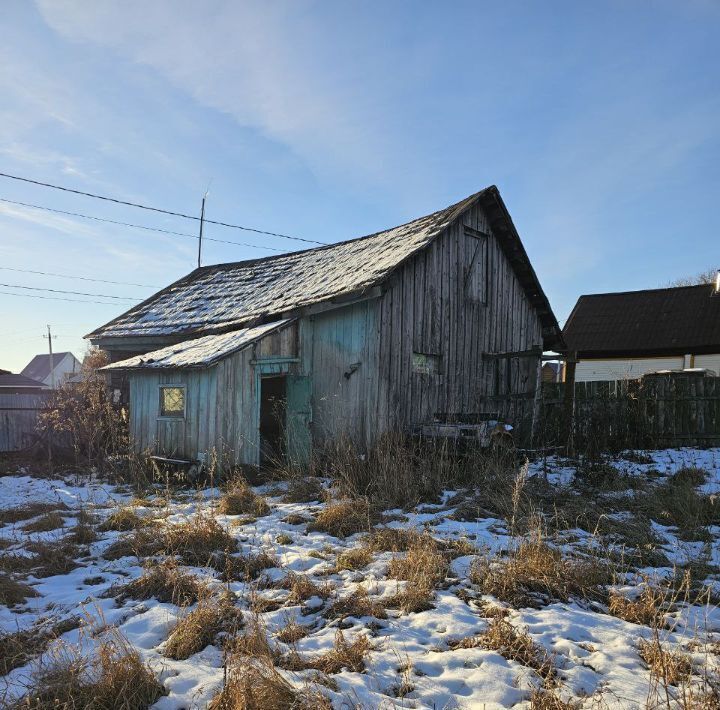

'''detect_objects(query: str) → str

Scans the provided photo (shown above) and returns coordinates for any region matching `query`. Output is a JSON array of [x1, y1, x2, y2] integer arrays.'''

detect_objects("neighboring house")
[[562, 282, 720, 382], [0, 373, 48, 394], [89, 186, 562, 467], [21, 352, 81, 389], [541, 362, 563, 383]]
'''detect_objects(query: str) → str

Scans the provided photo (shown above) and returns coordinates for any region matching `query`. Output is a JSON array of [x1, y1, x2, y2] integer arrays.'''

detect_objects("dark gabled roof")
[[21, 352, 75, 382], [88, 186, 562, 349], [563, 284, 720, 357], [0, 373, 48, 389]]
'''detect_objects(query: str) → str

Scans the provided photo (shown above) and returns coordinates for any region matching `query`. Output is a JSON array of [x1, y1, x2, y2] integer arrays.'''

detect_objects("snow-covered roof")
[[88, 190, 488, 340], [102, 320, 292, 371]]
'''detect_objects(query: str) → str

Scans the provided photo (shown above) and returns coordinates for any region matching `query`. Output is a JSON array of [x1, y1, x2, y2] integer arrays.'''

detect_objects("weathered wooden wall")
[[538, 374, 720, 451], [376, 202, 544, 441], [301, 300, 379, 447], [128, 322, 298, 466], [0, 393, 51, 452]]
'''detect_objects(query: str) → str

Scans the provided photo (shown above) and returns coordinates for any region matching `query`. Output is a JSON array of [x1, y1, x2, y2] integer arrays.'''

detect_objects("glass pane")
[[161, 387, 184, 416]]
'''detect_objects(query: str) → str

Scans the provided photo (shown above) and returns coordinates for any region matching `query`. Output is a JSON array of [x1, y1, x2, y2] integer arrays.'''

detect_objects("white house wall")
[[575, 357, 684, 382], [694, 354, 720, 375]]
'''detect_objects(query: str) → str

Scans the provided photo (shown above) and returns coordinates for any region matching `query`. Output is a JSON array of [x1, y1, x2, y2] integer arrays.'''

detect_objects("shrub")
[[219, 479, 271, 517]]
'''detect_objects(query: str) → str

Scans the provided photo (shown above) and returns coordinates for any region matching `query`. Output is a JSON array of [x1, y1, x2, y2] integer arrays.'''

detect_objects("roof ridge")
[[578, 283, 714, 299]]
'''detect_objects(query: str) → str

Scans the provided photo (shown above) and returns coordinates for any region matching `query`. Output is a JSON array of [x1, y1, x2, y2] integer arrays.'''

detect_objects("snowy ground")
[[1, 448, 719, 709]]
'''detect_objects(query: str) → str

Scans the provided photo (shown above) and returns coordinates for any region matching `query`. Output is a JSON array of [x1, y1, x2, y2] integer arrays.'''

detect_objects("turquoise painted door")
[[286, 374, 312, 466]]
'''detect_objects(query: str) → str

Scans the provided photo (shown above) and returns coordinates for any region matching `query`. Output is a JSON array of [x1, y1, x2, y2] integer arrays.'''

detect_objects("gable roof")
[[563, 284, 720, 357], [0, 373, 48, 389], [21, 352, 77, 382], [102, 320, 293, 371], [88, 186, 562, 348]]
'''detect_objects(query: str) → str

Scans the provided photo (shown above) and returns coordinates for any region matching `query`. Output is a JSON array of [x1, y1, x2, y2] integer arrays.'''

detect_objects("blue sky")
[[1, 0, 718, 372]]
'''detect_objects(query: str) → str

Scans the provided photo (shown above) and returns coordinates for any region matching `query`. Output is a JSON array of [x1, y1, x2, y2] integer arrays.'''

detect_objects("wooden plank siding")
[[376, 203, 543, 437], [0, 393, 51, 452]]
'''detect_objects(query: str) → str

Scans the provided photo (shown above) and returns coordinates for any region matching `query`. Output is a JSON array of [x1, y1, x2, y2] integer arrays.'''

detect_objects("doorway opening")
[[259, 375, 286, 466]]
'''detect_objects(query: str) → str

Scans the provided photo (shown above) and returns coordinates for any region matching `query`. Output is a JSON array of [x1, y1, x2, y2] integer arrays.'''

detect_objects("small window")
[[464, 227, 489, 305], [413, 352, 441, 375], [159, 386, 185, 417]]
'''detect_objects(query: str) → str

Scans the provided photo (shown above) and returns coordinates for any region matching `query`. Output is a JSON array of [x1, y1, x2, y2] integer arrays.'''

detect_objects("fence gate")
[[0, 393, 50, 452]]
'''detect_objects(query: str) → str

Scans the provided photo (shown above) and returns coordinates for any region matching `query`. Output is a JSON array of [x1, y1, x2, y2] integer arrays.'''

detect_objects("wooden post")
[[563, 352, 577, 456]]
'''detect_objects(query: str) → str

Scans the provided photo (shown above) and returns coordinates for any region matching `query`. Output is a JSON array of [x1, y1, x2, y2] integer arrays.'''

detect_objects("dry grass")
[[0, 617, 79, 676], [608, 586, 668, 627], [103, 527, 165, 560], [336, 546, 373, 571], [386, 540, 450, 588], [451, 617, 555, 682], [68, 509, 99, 545], [529, 689, 581, 709], [324, 588, 387, 620], [165, 595, 243, 660], [218, 478, 271, 517], [283, 513, 311, 526], [278, 572, 333, 604], [20, 511, 66, 533], [9, 633, 164, 709], [99, 507, 150, 532], [0, 573, 39, 606], [281, 477, 325, 504], [226, 620, 277, 659], [638, 637, 693, 686], [275, 618, 313, 644], [164, 514, 238, 567], [280, 629, 375, 675], [117, 559, 207, 606], [1, 540, 82, 578], [470, 537, 611, 608], [208, 657, 330, 710], [384, 584, 435, 614], [0, 502, 68, 526], [308, 499, 376, 538], [220, 550, 279, 582]]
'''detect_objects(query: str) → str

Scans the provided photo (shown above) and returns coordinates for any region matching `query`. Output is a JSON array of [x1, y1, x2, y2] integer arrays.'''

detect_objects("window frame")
[[463, 226, 489, 306], [158, 384, 186, 419], [412, 352, 442, 376]]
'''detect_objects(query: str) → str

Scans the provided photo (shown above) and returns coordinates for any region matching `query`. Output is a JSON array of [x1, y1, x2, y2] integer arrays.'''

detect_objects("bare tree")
[[667, 267, 718, 287]]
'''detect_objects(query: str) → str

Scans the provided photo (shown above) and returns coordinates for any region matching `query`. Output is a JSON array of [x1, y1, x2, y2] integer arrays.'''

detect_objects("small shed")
[[92, 186, 562, 467]]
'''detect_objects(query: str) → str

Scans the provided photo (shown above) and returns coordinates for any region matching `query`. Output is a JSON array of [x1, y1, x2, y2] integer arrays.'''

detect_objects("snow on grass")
[[0, 448, 719, 708]]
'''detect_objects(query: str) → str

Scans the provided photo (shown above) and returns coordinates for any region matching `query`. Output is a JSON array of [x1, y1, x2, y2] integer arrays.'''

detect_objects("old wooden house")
[[89, 186, 562, 467]]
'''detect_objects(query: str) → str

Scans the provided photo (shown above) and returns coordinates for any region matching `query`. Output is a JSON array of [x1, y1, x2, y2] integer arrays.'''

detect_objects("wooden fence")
[[0, 392, 51, 452], [536, 373, 720, 452]]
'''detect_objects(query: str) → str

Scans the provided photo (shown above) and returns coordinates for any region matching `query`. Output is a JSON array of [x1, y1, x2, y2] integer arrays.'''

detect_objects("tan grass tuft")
[[0, 502, 68, 526], [164, 513, 238, 567], [336, 546, 373, 571], [208, 657, 330, 710], [218, 478, 271, 517], [103, 526, 165, 560], [386, 540, 449, 589], [275, 618, 313, 644], [165, 595, 243, 660], [638, 637, 693, 686], [118, 559, 207, 606], [291, 629, 374, 675], [324, 588, 387, 620], [308, 499, 376, 538], [470, 538, 611, 608], [281, 477, 325, 504], [99, 507, 150, 532], [608, 587, 668, 627], [21, 511, 66, 533], [9, 633, 164, 709], [278, 572, 333, 604], [529, 689, 581, 709], [0, 573, 39, 606], [220, 550, 279, 582]]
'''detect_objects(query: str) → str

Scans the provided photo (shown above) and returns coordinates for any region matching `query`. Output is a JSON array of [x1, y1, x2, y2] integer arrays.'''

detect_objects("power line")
[[0, 282, 138, 301], [0, 266, 159, 289], [0, 172, 326, 245], [0, 198, 287, 252], [0, 290, 130, 306]]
